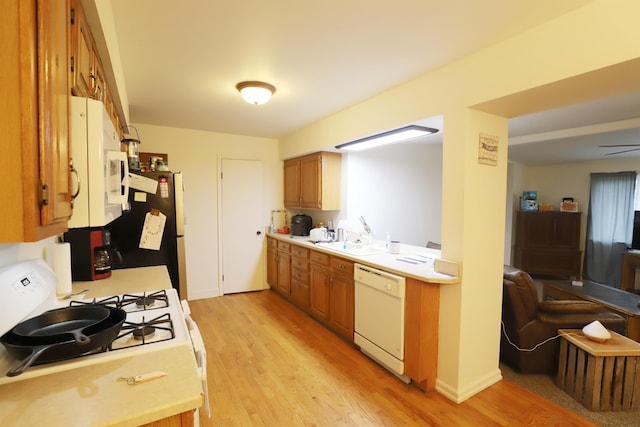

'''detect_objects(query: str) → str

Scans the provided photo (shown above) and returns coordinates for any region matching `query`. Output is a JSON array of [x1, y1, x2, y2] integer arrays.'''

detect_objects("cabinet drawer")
[[267, 238, 278, 249], [291, 246, 309, 258], [310, 250, 330, 266], [330, 257, 354, 276], [291, 267, 309, 283], [277, 241, 291, 252], [291, 256, 309, 270]]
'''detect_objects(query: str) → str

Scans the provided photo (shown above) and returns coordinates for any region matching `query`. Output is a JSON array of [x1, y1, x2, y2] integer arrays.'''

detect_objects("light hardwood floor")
[[189, 290, 596, 426]]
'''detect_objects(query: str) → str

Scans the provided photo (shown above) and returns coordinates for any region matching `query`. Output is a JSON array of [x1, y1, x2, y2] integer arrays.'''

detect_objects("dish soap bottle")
[[385, 232, 391, 250]]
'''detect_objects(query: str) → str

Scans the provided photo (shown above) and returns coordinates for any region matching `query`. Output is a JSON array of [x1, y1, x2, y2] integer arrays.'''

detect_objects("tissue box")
[[560, 201, 578, 212]]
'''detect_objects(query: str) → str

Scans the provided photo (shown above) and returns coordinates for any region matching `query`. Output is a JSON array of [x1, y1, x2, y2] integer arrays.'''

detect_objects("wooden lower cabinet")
[[290, 246, 310, 309], [266, 237, 291, 297], [141, 410, 194, 427], [266, 242, 278, 287], [329, 257, 354, 341], [308, 252, 354, 341], [277, 250, 291, 295], [309, 251, 331, 323], [268, 238, 440, 389], [404, 278, 440, 391]]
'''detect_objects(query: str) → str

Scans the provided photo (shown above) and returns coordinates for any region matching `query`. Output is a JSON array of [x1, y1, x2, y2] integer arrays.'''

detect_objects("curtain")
[[584, 171, 636, 286]]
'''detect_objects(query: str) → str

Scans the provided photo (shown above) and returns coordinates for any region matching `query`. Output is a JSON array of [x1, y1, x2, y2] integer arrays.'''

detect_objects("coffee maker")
[[63, 227, 113, 281]]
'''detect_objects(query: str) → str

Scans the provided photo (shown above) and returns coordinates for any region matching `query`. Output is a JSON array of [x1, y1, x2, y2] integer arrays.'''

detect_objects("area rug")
[[500, 362, 640, 427]]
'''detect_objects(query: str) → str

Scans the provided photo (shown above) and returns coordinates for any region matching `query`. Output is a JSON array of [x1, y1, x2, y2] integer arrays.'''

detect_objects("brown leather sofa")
[[501, 265, 626, 374]]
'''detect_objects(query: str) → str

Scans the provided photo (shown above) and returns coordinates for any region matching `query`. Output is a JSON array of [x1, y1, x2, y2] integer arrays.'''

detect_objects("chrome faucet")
[[359, 216, 372, 244], [360, 216, 372, 234]]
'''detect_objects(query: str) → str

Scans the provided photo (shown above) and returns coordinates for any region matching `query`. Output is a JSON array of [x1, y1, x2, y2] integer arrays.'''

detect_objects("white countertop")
[[0, 266, 203, 427], [269, 233, 460, 284], [67, 265, 174, 299]]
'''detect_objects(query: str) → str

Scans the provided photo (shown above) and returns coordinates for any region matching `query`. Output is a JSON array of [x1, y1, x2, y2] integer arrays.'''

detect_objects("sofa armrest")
[[538, 300, 607, 314]]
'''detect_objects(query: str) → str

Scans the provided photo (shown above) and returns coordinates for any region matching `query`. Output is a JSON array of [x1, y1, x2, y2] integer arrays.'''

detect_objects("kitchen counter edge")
[[267, 233, 460, 284]]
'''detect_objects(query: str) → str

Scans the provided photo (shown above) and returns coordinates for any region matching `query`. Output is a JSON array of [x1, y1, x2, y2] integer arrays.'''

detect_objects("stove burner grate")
[[111, 312, 175, 349], [120, 290, 169, 312], [68, 295, 120, 309]]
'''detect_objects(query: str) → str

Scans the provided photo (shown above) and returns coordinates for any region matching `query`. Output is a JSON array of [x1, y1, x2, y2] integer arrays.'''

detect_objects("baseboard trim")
[[435, 368, 503, 403]]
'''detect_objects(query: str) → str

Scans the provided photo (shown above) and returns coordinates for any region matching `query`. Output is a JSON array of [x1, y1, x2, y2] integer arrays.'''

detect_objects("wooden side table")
[[557, 329, 640, 411], [621, 251, 640, 292]]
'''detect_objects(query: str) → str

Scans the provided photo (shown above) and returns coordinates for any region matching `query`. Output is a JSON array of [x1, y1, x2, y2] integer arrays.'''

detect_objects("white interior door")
[[220, 159, 265, 294]]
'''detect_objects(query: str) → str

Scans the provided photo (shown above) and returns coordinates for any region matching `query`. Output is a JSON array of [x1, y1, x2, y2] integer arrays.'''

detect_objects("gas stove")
[[0, 288, 191, 385]]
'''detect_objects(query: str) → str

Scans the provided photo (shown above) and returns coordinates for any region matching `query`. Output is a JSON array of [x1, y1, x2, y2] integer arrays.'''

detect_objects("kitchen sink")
[[314, 241, 388, 256]]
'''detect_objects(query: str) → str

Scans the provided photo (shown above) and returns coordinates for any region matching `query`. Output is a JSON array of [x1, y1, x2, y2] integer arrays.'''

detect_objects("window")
[[583, 171, 636, 286]]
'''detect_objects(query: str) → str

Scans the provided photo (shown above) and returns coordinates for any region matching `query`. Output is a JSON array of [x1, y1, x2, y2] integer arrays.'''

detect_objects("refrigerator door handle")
[[174, 172, 185, 236]]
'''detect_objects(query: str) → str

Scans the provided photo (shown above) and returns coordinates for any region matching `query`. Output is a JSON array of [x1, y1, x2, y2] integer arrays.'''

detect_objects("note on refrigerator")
[[129, 173, 159, 194], [139, 210, 166, 250]]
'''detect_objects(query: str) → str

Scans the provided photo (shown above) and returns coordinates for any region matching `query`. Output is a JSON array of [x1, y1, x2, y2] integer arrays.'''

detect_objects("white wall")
[[0, 238, 56, 269], [130, 123, 281, 300], [344, 142, 442, 246]]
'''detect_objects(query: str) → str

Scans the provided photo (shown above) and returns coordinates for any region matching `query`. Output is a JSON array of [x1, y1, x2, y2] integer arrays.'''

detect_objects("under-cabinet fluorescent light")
[[335, 125, 439, 151]]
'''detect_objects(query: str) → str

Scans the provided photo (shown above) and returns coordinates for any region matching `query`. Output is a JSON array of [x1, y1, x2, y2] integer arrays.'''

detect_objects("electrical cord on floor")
[[500, 321, 582, 352]]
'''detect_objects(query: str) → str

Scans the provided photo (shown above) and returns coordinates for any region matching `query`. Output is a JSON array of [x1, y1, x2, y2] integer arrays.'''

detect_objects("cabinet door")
[[551, 213, 581, 249], [291, 251, 309, 308], [91, 54, 107, 101], [38, 0, 72, 227], [330, 271, 354, 341], [69, 0, 92, 97], [276, 251, 291, 295], [266, 246, 278, 288], [299, 154, 321, 209], [516, 212, 552, 247], [309, 265, 330, 323], [283, 158, 300, 208], [291, 277, 310, 309]]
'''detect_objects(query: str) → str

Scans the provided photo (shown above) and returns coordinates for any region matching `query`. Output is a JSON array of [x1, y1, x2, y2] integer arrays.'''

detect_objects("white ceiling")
[[108, 0, 640, 164]]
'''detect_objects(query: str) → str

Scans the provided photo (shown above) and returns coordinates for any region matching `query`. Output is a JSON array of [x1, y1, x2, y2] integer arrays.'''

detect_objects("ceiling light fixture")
[[235, 81, 276, 105], [335, 125, 439, 151]]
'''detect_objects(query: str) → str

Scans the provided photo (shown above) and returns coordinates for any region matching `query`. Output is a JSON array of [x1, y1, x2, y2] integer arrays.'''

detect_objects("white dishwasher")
[[354, 263, 409, 383]]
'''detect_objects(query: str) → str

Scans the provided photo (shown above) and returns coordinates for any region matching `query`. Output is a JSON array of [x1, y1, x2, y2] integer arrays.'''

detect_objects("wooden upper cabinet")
[[39, 0, 72, 228], [69, 0, 92, 97], [299, 154, 321, 209], [283, 159, 301, 207], [68, 0, 121, 137], [283, 152, 341, 211], [92, 54, 107, 102], [0, 0, 71, 242]]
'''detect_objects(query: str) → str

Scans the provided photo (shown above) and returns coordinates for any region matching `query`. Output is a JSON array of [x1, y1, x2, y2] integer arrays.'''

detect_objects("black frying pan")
[[11, 306, 110, 344], [1, 306, 126, 377]]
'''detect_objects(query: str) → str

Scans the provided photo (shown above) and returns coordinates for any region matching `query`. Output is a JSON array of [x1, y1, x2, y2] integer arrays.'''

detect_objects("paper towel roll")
[[46, 242, 72, 296]]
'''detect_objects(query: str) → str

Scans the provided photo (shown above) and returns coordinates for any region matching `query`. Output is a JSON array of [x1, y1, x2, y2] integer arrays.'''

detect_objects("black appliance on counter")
[[291, 213, 312, 236], [107, 171, 186, 297], [63, 227, 115, 281]]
